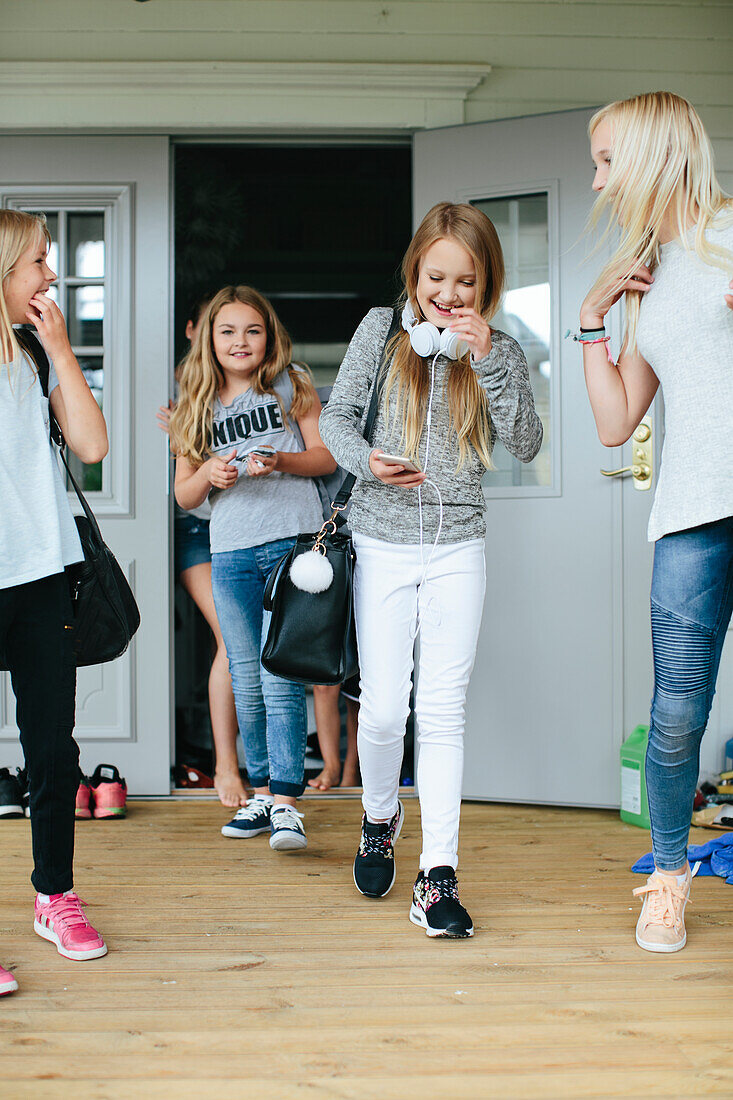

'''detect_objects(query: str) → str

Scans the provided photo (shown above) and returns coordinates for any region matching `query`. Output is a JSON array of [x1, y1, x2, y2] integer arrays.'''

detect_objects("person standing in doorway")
[[320, 203, 543, 937], [0, 209, 109, 969], [579, 92, 733, 953], [158, 291, 244, 808], [171, 285, 336, 851]]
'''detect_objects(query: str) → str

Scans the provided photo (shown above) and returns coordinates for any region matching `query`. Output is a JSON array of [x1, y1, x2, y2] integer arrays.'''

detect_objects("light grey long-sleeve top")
[[319, 307, 543, 544]]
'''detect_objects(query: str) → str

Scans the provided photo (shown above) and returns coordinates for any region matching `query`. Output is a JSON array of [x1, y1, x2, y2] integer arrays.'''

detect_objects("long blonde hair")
[[588, 92, 733, 352], [169, 285, 316, 466], [384, 202, 505, 470], [0, 209, 51, 365]]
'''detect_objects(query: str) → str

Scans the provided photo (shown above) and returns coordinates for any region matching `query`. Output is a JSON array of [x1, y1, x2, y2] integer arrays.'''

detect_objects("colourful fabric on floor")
[[632, 835, 733, 883]]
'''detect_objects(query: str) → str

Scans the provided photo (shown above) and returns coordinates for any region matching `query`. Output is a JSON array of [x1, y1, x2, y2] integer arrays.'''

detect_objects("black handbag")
[[260, 309, 400, 685], [14, 328, 141, 668]]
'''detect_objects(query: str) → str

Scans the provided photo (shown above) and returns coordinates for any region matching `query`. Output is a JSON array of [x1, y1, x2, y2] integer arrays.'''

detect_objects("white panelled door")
[[1, 136, 171, 794], [414, 109, 657, 806]]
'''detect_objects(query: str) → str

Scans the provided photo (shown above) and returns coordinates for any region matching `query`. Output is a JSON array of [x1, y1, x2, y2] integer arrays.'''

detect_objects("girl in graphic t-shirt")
[[171, 285, 336, 852], [0, 209, 109, 985]]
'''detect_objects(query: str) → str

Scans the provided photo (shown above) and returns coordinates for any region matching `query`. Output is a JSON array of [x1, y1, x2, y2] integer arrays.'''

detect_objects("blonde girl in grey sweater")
[[580, 92, 733, 954]]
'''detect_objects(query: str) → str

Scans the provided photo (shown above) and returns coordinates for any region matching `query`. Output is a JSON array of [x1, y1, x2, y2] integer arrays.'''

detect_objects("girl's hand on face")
[[580, 265, 654, 327], [725, 278, 733, 311], [246, 451, 278, 478], [204, 449, 239, 490], [25, 293, 73, 360], [369, 450, 426, 488], [156, 400, 174, 435], [448, 307, 492, 360]]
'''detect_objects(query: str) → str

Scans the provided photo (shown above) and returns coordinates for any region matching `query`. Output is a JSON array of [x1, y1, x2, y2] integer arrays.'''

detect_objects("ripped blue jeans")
[[646, 517, 733, 871]]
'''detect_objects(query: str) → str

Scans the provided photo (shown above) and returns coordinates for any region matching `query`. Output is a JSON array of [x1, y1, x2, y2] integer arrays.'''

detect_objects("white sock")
[[252, 794, 273, 804], [37, 893, 50, 905]]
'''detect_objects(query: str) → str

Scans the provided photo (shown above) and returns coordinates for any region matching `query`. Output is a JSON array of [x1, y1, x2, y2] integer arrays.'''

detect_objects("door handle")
[[600, 416, 653, 491]]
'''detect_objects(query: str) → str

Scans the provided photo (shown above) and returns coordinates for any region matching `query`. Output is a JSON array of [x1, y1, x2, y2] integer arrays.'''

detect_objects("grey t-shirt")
[[208, 368, 324, 553], [319, 307, 543, 544], [637, 217, 733, 541]]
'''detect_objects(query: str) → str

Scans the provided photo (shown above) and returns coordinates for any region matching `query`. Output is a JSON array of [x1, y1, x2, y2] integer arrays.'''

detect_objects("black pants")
[[0, 572, 78, 894]]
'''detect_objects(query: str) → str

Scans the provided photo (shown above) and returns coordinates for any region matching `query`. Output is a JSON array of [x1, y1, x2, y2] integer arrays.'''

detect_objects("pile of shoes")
[[76, 765, 127, 819], [0, 763, 127, 820]]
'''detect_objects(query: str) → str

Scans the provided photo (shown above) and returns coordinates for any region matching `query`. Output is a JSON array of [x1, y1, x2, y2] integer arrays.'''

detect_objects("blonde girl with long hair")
[[157, 290, 243, 809], [172, 286, 336, 851], [320, 202, 543, 937], [0, 209, 108, 977], [580, 92, 733, 953]]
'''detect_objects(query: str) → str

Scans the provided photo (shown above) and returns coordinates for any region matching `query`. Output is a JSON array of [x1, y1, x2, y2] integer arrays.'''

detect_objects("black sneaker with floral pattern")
[[410, 865, 474, 938], [353, 801, 404, 898]]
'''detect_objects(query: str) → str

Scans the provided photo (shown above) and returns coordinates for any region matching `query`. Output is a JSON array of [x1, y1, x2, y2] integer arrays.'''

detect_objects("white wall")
[[1, 1, 730, 180]]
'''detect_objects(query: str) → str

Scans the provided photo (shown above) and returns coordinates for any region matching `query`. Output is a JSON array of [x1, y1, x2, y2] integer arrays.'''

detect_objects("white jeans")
[[353, 532, 486, 871]]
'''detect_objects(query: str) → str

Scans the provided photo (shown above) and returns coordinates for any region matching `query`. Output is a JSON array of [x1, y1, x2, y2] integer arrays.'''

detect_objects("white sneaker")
[[269, 805, 307, 851]]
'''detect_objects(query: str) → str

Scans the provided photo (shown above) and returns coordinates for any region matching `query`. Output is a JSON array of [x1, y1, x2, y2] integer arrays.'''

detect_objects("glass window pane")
[[64, 356, 104, 494], [43, 212, 59, 275], [67, 213, 105, 278], [472, 193, 552, 489], [68, 285, 104, 347]]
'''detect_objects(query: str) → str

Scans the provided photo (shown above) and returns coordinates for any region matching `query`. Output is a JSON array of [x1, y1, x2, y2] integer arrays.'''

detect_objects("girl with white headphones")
[[319, 202, 543, 938]]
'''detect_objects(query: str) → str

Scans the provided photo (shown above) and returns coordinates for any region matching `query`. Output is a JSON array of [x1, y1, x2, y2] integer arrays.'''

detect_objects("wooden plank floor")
[[1, 799, 732, 1099]]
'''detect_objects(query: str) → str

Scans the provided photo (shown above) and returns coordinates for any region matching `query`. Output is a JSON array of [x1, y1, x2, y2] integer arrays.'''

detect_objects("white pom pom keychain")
[[289, 547, 334, 593]]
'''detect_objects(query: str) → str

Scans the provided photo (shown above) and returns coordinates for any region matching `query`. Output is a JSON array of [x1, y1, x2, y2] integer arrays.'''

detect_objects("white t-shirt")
[[637, 216, 733, 541], [0, 350, 83, 589]]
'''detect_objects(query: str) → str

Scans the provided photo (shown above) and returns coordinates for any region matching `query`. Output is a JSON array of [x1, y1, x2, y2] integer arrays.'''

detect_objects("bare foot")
[[214, 770, 247, 808], [307, 767, 341, 791], [339, 765, 360, 788]]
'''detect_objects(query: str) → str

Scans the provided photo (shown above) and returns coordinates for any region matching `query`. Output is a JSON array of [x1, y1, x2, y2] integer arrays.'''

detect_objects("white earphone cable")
[[412, 351, 444, 639]]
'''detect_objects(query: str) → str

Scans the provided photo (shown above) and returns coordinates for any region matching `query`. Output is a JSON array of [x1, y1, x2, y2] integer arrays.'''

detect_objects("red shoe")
[[75, 777, 93, 819], [89, 764, 127, 819], [0, 964, 18, 994], [34, 893, 107, 961]]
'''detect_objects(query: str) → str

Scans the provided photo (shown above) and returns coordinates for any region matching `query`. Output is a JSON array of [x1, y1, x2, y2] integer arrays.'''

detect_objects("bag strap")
[[330, 307, 401, 520], [263, 548, 294, 611], [17, 327, 104, 546]]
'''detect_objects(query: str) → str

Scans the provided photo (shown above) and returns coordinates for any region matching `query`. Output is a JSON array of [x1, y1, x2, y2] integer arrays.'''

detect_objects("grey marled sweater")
[[319, 307, 543, 543]]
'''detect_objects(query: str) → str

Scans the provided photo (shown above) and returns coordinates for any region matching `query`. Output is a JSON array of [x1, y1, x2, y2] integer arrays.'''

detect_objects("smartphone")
[[238, 444, 276, 461], [377, 452, 420, 473]]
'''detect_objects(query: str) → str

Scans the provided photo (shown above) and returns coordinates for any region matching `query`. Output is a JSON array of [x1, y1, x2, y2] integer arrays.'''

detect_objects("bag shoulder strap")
[[331, 307, 401, 515], [15, 327, 66, 448], [16, 327, 104, 545]]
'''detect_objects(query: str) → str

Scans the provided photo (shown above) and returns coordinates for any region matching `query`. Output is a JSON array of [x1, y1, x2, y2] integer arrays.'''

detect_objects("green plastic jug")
[[620, 724, 651, 830]]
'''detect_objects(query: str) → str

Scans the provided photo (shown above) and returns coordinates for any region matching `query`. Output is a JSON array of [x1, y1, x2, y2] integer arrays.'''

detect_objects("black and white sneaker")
[[353, 801, 404, 898], [221, 796, 273, 838], [410, 866, 474, 938], [0, 768, 24, 819], [269, 805, 307, 851], [16, 768, 30, 818]]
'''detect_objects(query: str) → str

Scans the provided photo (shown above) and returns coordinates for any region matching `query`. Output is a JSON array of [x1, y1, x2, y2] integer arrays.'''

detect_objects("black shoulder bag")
[[260, 309, 400, 685], [15, 328, 141, 667]]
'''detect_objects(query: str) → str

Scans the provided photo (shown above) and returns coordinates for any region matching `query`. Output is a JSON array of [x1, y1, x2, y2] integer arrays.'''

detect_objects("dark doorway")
[[172, 141, 414, 789]]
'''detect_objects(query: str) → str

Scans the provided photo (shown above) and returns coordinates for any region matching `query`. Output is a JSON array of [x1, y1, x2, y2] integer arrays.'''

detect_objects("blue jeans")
[[211, 538, 307, 797], [646, 517, 733, 871]]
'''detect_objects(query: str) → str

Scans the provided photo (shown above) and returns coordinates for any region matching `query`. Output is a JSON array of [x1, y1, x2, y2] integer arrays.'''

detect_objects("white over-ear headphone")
[[401, 299, 470, 361]]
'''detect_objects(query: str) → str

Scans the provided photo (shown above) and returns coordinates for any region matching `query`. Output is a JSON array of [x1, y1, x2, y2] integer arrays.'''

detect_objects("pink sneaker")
[[75, 777, 93, 819], [34, 893, 107, 961], [89, 764, 127, 819], [0, 963, 18, 995]]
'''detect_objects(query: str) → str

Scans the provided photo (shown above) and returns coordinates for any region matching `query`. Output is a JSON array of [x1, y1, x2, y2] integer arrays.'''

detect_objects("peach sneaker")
[[633, 865, 692, 953]]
